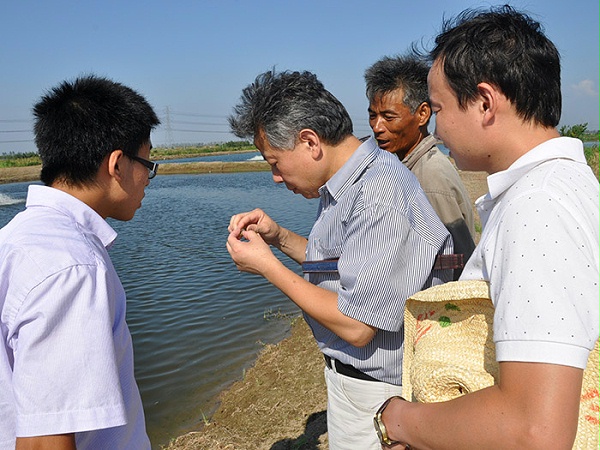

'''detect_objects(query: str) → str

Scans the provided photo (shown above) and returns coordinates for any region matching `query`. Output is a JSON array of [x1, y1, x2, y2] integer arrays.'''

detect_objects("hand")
[[228, 208, 282, 247], [226, 228, 280, 276]]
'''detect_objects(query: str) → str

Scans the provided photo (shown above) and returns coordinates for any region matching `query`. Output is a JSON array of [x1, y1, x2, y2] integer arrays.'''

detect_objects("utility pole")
[[164, 106, 174, 148]]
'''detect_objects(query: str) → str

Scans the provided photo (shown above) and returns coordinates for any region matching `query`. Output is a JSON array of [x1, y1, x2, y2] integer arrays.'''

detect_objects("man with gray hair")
[[365, 54, 475, 279], [226, 69, 453, 449]]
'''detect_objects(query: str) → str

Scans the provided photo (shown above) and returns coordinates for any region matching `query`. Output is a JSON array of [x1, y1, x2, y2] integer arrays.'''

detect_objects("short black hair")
[[33, 75, 160, 186], [229, 69, 353, 149], [430, 5, 561, 127]]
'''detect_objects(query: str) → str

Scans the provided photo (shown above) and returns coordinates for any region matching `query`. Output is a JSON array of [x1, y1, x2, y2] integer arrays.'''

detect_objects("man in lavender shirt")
[[0, 75, 159, 449]]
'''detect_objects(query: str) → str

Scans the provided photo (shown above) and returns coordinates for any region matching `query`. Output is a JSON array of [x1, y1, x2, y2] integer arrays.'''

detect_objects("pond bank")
[[0, 161, 270, 185]]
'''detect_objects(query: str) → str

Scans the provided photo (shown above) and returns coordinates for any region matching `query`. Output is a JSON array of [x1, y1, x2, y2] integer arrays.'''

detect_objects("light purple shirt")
[[0, 185, 149, 449]]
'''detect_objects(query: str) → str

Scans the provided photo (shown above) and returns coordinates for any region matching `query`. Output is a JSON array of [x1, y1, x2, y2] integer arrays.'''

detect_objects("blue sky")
[[1, 0, 598, 154]]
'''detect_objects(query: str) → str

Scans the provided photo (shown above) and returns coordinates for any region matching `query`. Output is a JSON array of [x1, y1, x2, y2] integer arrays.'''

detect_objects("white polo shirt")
[[0, 185, 149, 449], [461, 137, 599, 369]]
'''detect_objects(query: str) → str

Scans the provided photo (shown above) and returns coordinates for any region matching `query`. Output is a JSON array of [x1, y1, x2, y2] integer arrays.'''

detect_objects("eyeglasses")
[[128, 155, 159, 179]]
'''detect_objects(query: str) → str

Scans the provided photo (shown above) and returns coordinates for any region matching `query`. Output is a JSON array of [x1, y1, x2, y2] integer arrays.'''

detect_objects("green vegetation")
[[559, 123, 588, 139], [0, 152, 41, 168], [263, 308, 301, 324], [0, 141, 256, 168], [560, 124, 599, 179], [585, 146, 599, 179], [151, 141, 256, 160], [583, 132, 598, 143], [559, 123, 599, 142]]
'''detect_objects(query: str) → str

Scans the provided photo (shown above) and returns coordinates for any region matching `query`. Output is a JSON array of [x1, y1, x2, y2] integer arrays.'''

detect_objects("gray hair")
[[229, 69, 353, 149], [364, 54, 430, 114]]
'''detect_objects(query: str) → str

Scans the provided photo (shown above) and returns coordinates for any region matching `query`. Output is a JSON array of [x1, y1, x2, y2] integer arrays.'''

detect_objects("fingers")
[[228, 208, 264, 234], [226, 230, 238, 248], [228, 213, 245, 234], [226, 231, 245, 267], [226, 229, 273, 276], [227, 229, 260, 254]]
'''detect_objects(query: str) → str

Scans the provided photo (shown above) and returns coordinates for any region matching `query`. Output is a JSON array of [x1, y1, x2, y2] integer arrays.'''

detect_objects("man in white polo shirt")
[[376, 6, 599, 449], [0, 75, 160, 449]]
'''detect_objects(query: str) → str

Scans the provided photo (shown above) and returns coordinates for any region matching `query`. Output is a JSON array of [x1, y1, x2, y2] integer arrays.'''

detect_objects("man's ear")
[[477, 82, 499, 126], [298, 129, 322, 159], [416, 102, 432, 126], [107, 149, 125, 180]]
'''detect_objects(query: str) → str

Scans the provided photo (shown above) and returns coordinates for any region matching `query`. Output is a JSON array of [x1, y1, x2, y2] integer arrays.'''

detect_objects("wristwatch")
[[374, 396, 408, 448]]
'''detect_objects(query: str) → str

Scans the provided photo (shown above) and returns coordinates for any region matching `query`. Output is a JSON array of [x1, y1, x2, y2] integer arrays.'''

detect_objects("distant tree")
[[559, 123, 588, 140], [222, 140, 252, 148]]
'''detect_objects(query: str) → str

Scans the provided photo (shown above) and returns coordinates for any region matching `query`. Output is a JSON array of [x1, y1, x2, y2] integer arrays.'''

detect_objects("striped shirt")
[[304, 137, 453, 384]]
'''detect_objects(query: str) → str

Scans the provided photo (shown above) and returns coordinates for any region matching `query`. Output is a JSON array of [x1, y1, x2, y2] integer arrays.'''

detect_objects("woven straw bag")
[[402, 280, 599, 449]]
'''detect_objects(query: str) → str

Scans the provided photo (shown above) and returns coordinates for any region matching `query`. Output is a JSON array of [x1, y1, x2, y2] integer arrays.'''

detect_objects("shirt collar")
[[26, 185, 118, 248], [486, 137, 585, 199], [320, 136, 380, 201], [402, 134, 439, 170]]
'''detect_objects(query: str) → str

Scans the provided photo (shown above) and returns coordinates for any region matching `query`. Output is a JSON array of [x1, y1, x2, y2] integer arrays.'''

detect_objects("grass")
[[151, 141, 255, 160], [0, 152, 41, 168], [584, 145, 599, 179], [0, 141, 256, 168], [263, 308, 301, 324]]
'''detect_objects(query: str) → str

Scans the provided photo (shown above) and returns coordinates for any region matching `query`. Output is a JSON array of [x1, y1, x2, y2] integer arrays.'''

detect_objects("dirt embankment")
[[0, 166, 42, 184], [158, 161, 269, 175], [0, 161, 270, 185]]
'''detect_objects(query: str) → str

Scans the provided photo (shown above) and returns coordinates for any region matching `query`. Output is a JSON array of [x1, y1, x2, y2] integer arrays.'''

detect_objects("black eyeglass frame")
[[128, 154, 159, 179]]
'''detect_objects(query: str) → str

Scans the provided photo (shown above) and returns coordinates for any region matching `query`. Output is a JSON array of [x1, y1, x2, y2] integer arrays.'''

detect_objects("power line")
[[170, 129, 234, 134], [168, 120, 229, 127], [166, 111, 229, 119], [0, 111, 370, 146], [0, 139, 34, 144]]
